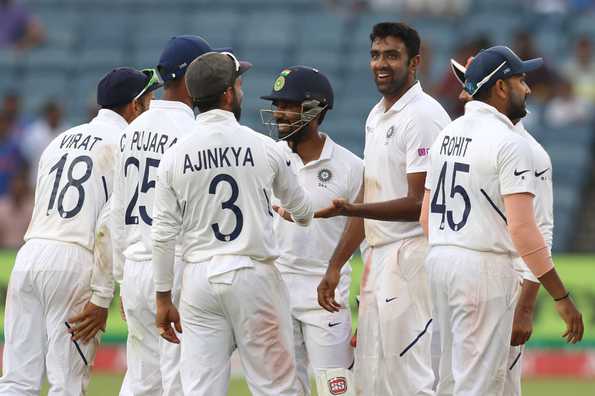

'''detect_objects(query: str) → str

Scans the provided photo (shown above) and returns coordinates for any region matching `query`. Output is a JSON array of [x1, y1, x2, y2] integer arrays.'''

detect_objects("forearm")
[[345, 196, 422, 221], [328, 216, 365, 271], [152, 239, 176, 292], [91, 219, 115, 308], [516, 279, 540, 312]]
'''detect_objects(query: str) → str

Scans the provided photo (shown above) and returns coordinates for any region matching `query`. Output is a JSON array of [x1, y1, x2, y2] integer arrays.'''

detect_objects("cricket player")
[[152, 51, 313, 396], [111, 35, 221, 396], [0, 67, 155, 395], [420, 46, 583, 396], [450, 58, 552, 395], [314, 22, 451, 395], [260, 66, 363, 395]]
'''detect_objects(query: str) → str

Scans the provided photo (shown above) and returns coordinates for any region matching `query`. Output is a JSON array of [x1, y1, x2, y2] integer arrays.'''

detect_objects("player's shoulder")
[[328, 137, 363, 168], [412, 89, 451, 121]]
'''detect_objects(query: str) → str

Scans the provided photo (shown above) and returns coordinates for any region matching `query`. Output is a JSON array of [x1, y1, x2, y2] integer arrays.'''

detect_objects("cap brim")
[[239, 61, 252, 75], [520, 58, 543, 73], [450, 59, 467, 86]]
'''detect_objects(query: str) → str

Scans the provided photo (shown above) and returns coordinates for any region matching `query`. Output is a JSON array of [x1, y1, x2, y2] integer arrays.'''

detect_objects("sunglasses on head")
[[134, 68, 163, 101]]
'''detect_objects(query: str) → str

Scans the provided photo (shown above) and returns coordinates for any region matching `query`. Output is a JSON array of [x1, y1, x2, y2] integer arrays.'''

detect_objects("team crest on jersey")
[[328, 376, 348, 395], [318, 168, 332, 185], [385, 125, 395, 145]]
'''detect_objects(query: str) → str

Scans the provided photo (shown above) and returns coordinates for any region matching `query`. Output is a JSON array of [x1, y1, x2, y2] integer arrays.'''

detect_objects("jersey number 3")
[[209, 174, 243, 242], [430, 161, 471, 232]]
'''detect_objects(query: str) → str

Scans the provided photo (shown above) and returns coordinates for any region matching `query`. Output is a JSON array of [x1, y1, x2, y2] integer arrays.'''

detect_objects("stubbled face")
[[370, 36, 412, 96], [272, 100, 302, 138], [135, 91, 154, 116], [231, 77, 244, 121], [504, 74, 531, 121]]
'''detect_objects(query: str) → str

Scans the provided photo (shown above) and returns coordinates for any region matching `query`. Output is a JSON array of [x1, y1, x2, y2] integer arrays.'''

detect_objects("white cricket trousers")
[[427, 246, 522, 396], [0, 239, 98, 396], [179, 258, 302, 396], [282, 273, 353, 395], [355, 236, 435, 396], [119, 258, 184, 396]]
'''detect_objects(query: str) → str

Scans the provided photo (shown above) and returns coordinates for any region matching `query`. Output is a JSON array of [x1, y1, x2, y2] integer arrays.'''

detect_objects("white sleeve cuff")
[[90, 293, 112, 309]]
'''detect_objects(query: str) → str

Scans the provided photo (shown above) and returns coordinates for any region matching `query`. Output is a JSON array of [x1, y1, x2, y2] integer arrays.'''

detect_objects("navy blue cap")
[[464, 46, 543, 96], [261, 66, 334, 109], [97, 67, 147, 108], [157, 35, 230, 82]]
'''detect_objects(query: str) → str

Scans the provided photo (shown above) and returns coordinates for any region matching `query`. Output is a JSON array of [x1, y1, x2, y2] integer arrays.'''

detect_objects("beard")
[[231, 87, 242, 121], [374, 68, 409, 96], [506, 90, 527, 121]]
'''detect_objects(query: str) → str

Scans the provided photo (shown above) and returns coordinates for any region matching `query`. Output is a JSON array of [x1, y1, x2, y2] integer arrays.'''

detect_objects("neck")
[[291, 128, 326, 164], [383, 78, 417, 112], [163, 87, 192, 108]]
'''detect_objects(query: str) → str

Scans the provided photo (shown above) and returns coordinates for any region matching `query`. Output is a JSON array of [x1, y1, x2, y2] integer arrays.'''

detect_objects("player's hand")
[[119, 297, 126, 322], [272, 205, 293, 222], [67, 302, 108, 344], [156, 292, 182, 344], [510, 305, 534, 346], [318, 267, 342, 312], [315, 198, 353, 219], [554, 296, 584, 344]]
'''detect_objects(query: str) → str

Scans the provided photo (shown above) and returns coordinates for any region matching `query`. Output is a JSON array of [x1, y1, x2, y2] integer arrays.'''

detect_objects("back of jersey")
[[25, 110, 121, 251], [112, 101, 193, 262], [425, 106, 535, 255], [153, 110, 312, 264]]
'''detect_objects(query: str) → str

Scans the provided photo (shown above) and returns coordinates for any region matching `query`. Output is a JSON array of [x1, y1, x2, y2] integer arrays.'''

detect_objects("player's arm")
[[269, 142, 314, 226], [69, 202, 114, 343], [420, 189, 430, 237], [151, 154, 182, 344], [110, 151, 126, 286], [318, 184, 365, 312], [511, 277, 540, 346], [317, 172, 426, 221]]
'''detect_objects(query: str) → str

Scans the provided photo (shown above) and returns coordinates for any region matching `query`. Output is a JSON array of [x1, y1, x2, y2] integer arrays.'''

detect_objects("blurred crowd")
[[1, 0, 595, 249]]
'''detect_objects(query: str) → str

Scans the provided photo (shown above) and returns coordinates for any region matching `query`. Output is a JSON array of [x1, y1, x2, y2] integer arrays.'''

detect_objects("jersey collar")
[[196, 108, 238, 123], [377, 81, 423, 114], [149, 100, 194, 119], [464, 100, 516, 130], [94, 109, 128, 130]]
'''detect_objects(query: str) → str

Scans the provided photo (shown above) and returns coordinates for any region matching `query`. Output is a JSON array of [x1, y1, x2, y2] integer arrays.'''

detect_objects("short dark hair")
[[194, 96, 221, 113], [370, 22, 421, 61]]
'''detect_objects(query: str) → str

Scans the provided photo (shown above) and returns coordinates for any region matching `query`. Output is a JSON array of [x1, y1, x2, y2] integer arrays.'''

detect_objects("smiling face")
[[370, 36, 417, 97], [272, 100, 302, 139]]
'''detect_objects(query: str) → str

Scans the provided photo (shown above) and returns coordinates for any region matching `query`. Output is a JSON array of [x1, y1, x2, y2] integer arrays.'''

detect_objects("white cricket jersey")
[[363, 82, 451, 247], [511, 121, 554, 282], [152, 109, 313, 291], [273, 135, 364, 276], [111, 100, 194, 278], [425, 101, 536, 255], [25, 109, 124, 251]]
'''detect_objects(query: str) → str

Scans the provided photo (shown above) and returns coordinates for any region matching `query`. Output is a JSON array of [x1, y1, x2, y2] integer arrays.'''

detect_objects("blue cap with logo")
[[157, 35, 230, 82], [97, 67, 148, 108], [261, 65, 334, 109], [463, 46, 543, 97]]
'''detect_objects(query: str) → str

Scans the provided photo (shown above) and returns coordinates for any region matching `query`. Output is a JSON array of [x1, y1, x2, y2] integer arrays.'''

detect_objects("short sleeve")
[[498, 136, 536, 196], [402, 116, 442, 174]]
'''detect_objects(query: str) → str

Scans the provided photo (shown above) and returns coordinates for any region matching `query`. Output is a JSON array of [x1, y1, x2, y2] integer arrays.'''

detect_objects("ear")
[[409, 54, 421, 72], [494, 79, 509, 100]]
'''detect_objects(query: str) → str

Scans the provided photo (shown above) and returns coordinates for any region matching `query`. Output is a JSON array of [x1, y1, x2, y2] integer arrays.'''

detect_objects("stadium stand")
[[1, 0, 594, 251]]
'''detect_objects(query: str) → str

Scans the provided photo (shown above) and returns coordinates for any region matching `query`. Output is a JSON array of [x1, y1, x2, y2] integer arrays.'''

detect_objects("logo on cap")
[[274, 76, 286, 91], [328, 376, 348, 395]]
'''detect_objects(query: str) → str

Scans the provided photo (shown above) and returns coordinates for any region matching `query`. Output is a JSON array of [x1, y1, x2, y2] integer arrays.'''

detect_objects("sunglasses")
[[220, 51, 241, 75], [134, 68, 163, 101], [465, 61, 507, 96]]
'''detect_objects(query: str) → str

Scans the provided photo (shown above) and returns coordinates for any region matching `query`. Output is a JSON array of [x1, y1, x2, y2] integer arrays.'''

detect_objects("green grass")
[[40, 374, 595, 395]]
